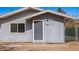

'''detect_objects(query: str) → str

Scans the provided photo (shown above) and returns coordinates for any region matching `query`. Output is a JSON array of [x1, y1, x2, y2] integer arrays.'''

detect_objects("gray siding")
[[0, 12, 65, 43], [32, 13, 65, 43], [0, 9, 40, 42], [44, 20, 64, 43], [0, 17, 33, 42]]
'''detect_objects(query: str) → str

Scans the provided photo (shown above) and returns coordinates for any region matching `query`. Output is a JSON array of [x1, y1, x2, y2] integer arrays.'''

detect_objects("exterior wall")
[[32, 14, 65, 43], [0, 9, 40, 42], [0, 17, 33, 42], [44, 19, 64, 43], [0, 12, 65, 43]]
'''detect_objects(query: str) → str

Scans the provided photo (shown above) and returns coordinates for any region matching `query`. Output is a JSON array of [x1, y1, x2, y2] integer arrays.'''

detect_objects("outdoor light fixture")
[[45, 19, 49, 21], [45, 19, 49, 26]]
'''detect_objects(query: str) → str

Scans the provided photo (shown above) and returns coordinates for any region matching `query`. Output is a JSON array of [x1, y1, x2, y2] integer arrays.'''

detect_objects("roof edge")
[[46, 10, 76, 19], [0, 7, 76, 20], [0, 7, 43, 19]]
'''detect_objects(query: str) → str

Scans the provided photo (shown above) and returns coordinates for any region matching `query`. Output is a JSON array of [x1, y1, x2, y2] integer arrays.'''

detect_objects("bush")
[[65, 27, 75, 42], [65, 27, 75, 36], [65, 36, 75, 42]]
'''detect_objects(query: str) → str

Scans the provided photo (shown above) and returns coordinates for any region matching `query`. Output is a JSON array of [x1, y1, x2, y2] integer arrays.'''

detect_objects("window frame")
[[10, 23, 25, 33], [18, 23, 25, 33], [11, 23, 18, 33]]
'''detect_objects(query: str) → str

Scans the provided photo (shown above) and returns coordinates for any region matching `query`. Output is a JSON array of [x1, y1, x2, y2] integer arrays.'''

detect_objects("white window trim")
[[10, 23, 25, 34]]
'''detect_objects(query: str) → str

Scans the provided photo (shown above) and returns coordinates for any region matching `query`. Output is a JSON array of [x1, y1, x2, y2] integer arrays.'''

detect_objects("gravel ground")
[[0, 41, 79, 51]]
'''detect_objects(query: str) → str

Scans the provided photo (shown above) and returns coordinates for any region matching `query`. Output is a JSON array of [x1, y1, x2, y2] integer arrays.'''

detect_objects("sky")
[[0, 7, 79, 19]]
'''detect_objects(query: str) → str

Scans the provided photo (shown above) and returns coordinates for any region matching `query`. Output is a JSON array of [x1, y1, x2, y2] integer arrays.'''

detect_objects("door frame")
[[32, 20, 44, 43]]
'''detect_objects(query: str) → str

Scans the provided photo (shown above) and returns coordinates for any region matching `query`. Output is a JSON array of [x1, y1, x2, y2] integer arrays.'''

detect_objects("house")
[[0, 7, 75, 43]]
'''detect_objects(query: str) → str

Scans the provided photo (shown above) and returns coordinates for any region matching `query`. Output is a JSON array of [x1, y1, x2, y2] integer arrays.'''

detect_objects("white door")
[[33, 20, 44, 43]]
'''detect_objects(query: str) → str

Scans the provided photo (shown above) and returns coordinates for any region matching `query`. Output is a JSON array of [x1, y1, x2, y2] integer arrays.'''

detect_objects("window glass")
[[18, 23, 25, 32], [11, 24, 17, 32]]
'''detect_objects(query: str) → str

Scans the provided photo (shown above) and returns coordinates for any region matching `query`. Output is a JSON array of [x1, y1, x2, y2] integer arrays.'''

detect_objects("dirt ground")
[[0, 41, 79, 51]]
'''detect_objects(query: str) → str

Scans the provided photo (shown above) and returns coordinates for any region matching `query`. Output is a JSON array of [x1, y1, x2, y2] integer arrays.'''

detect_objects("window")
[[11, 24, 17, 32], [11, 23, 25, 33], [18, 24, 25, 32], [26, 20, 32, 31]]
